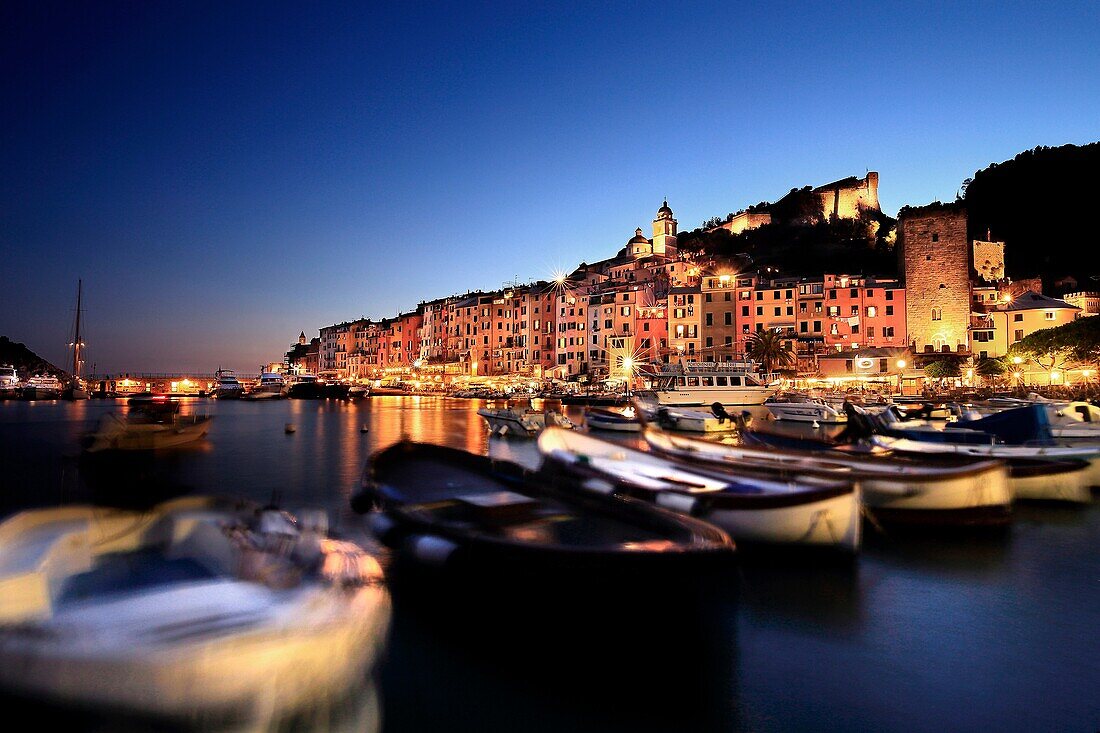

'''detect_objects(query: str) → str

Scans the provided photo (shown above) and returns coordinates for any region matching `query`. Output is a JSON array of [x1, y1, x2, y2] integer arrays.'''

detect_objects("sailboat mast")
[[73, 279, 83, 378]]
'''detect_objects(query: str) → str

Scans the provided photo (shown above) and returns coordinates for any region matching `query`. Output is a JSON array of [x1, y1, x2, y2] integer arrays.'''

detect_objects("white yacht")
[[245, 372, 287, 399], [213, 368, 244, 399], [638, 361, 774, 406], [0, 365, 19, 398], [22, 375, 64, 400], [764, 394, 847, 424]]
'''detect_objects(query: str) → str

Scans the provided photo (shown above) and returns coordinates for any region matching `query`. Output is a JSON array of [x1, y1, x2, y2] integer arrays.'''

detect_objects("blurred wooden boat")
[[84, 398, 213, 452], [584, 406, 641, 432], [354, 441, 734, 568], [477, 406, 574, 436], [644, 428, 1013, 526], [538, 428, 861, 551], [0, 497, 390, 723]]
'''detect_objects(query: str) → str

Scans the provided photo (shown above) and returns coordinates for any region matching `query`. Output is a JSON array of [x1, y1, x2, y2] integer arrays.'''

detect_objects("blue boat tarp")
[[945, 404, 1055, 446]]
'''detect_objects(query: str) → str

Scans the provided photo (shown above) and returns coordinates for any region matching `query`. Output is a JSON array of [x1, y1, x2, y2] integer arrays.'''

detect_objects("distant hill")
[[0, 336, 65, 378], [963, 143, 1100, 292]]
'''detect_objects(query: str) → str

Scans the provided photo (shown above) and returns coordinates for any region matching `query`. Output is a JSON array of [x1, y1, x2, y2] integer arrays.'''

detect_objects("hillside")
[[963, 143, 1100, 292], [0, 336, 65, 378]]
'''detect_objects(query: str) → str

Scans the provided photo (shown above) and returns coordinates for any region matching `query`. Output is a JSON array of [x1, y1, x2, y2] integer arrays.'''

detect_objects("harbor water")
[[0, 397, 1097, 732]]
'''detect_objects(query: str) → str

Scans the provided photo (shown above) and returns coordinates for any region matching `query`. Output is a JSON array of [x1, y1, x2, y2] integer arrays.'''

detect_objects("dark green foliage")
[[924, 360, 962, 380], [745, 329, 795, 375], [1008, 316, 1100, 367], [975, 357, 1007, 377], [962, 143, 1100, 291]]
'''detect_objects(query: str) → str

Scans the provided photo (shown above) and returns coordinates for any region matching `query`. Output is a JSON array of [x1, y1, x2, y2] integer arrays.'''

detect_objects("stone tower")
[[652, 200, 678, 256], [972, 231, 1006, 282], [899, 204, 971, 355]]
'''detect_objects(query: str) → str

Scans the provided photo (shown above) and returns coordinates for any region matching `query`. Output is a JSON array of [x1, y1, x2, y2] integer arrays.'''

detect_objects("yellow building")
[[971, 291, 1080, 359], [667, 285, 701, 360]]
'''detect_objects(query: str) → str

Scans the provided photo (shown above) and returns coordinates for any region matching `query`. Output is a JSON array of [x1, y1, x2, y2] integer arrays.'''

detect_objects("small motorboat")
[[538, 428, 862, 552], [653, 403, 739, 433], [644, 429, 1013, 526], [84, 398, 213, 452], [764, 394, 847, 424], [347, 384, 370, 399], [1046, 401, 1100, 439], [0, 497, 391, 723], [244, 372, 287, 399], [584, 406, 641, 432], [354, 441, 734, 569], [477, 406, 575, 436]]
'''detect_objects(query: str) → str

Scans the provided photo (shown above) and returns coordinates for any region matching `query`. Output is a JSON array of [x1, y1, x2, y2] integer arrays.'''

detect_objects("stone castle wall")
[[818, 172, 879, 220], [719, 211, 772, 235], [901, 207, 971, 354], [972, 239, 1006, 282]]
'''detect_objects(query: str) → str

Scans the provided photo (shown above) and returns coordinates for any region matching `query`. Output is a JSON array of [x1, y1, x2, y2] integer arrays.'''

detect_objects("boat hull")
[[765, 402, 846, 423], [22, 387, 61, 400], [84, 415, 213, 452], [641, 387, 771, 406]]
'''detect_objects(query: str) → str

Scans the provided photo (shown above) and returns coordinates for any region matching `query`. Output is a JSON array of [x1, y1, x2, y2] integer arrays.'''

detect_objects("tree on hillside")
[[745, 329, 794, 376]]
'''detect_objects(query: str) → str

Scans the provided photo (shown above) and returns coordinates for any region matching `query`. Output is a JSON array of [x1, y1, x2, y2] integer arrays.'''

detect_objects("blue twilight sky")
[[1, 1, 1098, 374]]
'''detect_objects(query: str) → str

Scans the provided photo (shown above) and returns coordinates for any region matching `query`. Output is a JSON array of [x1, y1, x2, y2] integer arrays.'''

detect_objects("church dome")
[[656, 200, 674, 219], [628, 228, 649, 245]]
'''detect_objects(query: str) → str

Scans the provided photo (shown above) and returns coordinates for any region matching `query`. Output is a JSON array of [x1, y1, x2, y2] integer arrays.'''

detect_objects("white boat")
[[0, 496, 390, 723], [1046, 401, 1100, 439], [765, 394, 847, 424], [538, 427, 862, 551], [61, 279, 90, 400], [213, 368, 244, 399], [84, 398, 214, 452], [644, 429, 1013, 525], [869, 435, 1096, 503], [347, 385, 370, 399], [22, 375, 63, 400], [584, 406, 641, 432], [478, 406, 575, 436], [245, 372, 287, 399], [653, 404, 739, 433], [0, 365, 20, 398], [637, 361, 774, 406]]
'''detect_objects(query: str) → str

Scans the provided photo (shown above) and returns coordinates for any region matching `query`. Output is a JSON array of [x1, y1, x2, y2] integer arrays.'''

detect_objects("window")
[[774, 307, 781, 316], [851, 305, 859, 315], [829, 290, 837, 300], [886, 290, 894, 301], [851, 325, 859, 334], [724, 336, 732, 346], [932, 233, 939, 242], [643, 321, 650, 331], [866, 289, 874, 297], [755, 292, 762, 300], [742, 324, 750, 333], [831, 323, 839, 335], [813, 320, 821, 332], [675, 325, 685, 338], [800, 302, 807, 314], [724, 293, 731, 301], [867, 327, 875, 338], [867, 306, 877, 317], [757, 306, 763, 316], [973, 331, 992, 342], [931, 308, 942, 321], [1044, 311, 1055, 320], [786, 307, 794, 315], [827, 306, 839, 317], [716, 377, 728, 386], [706, 313, 713, 326], [800, 321, 808, 333], [1013, 313, 1023, 322], [1014, 329, 1024, 342], [705, 337, 713, 348], [850, 288, 858, 298], [724, 312, 732, 325], [742, 306, 750, 317], [705, 293, 712, 303], [773, 291, 780, 300], [885, 305, 894, 316]]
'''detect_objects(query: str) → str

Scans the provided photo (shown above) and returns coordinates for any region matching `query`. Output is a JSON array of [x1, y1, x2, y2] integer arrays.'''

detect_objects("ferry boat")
[[764, 394, 847, 424], [637, 361, 774, 407], [22, 375, 64, 400], [212, 368, 244, 399], [0, 365, 19, 398]]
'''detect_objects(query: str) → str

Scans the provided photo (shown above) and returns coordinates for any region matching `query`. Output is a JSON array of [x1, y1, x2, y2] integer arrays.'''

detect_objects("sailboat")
[[61, 279, 89, 400]]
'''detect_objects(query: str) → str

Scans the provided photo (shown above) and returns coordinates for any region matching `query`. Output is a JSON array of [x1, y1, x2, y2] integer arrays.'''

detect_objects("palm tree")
[[745, 329, 795, 376]]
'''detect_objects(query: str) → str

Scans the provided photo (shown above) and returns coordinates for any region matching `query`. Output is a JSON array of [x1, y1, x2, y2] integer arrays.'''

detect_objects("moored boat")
[[0, 496, 390, 723], [244, 372, 287, 399], [538, 427, 862, 551], [477, 406, 575, 436], [22, 375, 63, 400], [637, 360, 774, 406], [764, 394, 847, 424], [347, 384, 370, 399], [84, 398, 213, 452], [653, 403, 739, 433], [354, 441, 735, 569], [0, 365, 21, 399], [645, 429, 1013, 526], [584, 406, 641, 432], [212, 368, 244, 399]]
